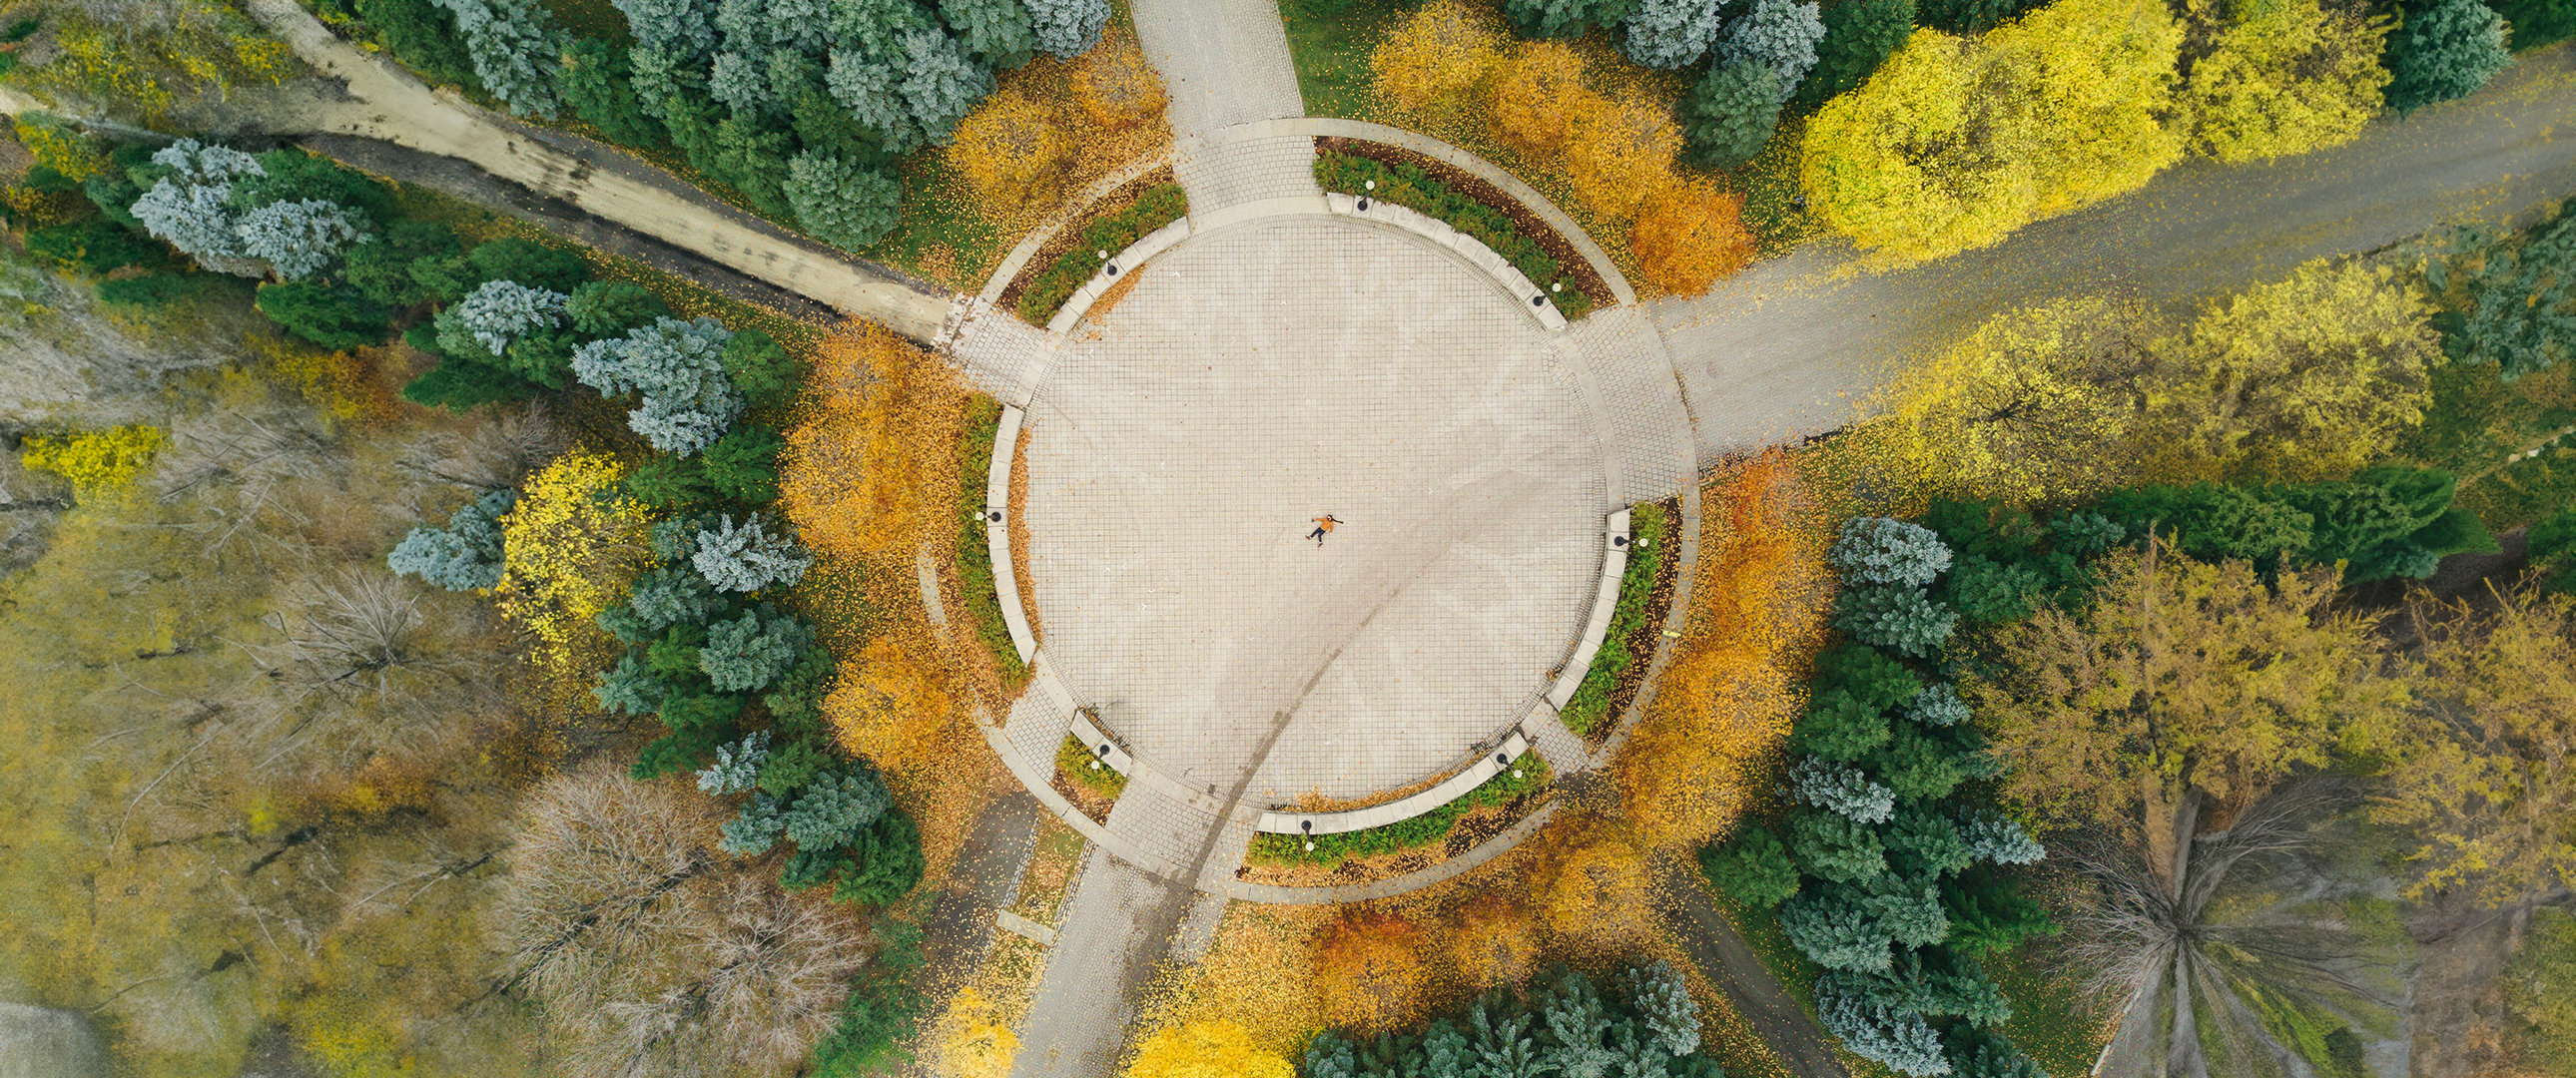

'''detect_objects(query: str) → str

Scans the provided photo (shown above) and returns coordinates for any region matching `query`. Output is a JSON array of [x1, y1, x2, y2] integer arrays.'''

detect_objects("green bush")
[[1013, 183, 1191, 323], [1245, 754, 1553, 865], [1563, 501, 1668, 735], [1700, 822, 1803, 907], [95, 273, 187, 307], [810, 919, 929, 1076], [257, 282, 393, 350], [1055, 733, 1128, 801], [957, 395, 1025, 678], [2491, 0, 2576, 48], [1311, 150, 1594, 319], [25, 217, 166, 274]]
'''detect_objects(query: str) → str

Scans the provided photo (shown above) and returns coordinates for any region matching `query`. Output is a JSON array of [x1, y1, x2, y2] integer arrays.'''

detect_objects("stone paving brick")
[[1022, 216, 1610, 806], [1173, 134, 1323, 213], [1129, 0, 1306, 135]]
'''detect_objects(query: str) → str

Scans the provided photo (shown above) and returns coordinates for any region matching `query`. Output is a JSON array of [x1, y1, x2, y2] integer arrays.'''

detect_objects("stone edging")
[[1548, 509, 1636, 713]]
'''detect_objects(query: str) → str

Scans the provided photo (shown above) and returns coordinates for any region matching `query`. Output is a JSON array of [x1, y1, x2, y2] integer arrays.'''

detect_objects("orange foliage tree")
[[1488, 40, 1601, 162], [782, 324, 966, 563], [1630, 178, 1755, 296], [1536, 818, 1656, 950], [1314, 909, 1429, 1031], [952, 88, 1074, 219], [1565, 99, 1683, 223], [1620, 452, 1833, 849], [824, 631, 958, 777]]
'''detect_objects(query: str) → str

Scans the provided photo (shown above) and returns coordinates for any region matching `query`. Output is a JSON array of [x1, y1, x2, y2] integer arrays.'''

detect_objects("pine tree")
[[1834, 586, 1958, 658], [1781, 889, 1895, 973], [1699, 822, 1802, 907], [130, 140, 263, 264], [1626, 960, 1701, 1057], [1791, 808, 1888, 883], [832, 808, 925, 906], [1795, 0, 1912, 106], [563, 38, 669, 147], [1943, 1025, 2044, 1078], [1830, 517, 1954, 587], [701, 423, 786, 502], [1505, 0, 1641, 39], [941, 0, 1035, 68], [1538, 972, 1617, 1078], [256, 283, 393, 350], [719, 791, 787, 853], [1792, 757, 1897, 822], [1795, 689, 1894, 761], [696, 730, 771, 794], [1956, 808, 2044, 865], [386, 488, 516, 590], [692, 513, 814, 591], [2386, 0, 2510, 112], [572, 316, 746, 454], [827, 46, 927, 150], [1681, 61, 1781, 168], [1900, 682, 1969, 728], [1716, 0, 1824, 101], [1025, 0, 1107, 57], [720, 327, 806, 410], [566, 280, 672, 336], [1880, 806, 1972, 877], [782, 764, 894, 847], [436, 278, 570, 358], [699, 606, 813, 691], [232, 199, 369, 281], [593, 653, 670, 715], [785, 152, 904, 251], [1817, 980, 1947, 1076], [1621, 0, 1726, 68], [899, 28, 992, 145], [433, 0, 571, 117]]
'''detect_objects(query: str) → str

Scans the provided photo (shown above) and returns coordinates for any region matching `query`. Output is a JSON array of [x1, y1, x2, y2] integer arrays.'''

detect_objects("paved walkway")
[[1656, 44, 2576, 462], [233, 0, 950, 339], [1130, 0, 1318, 213]]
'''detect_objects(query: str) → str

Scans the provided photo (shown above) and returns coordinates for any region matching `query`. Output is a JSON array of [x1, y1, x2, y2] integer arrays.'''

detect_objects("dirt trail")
[[227, 0, 951, 339]]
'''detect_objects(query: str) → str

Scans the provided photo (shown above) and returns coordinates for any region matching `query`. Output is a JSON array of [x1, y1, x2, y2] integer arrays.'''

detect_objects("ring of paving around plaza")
[[1021, 211, 1610, 808]]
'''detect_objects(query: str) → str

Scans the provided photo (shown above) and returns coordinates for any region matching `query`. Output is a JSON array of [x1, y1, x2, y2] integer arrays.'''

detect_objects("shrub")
[[387, 488, 517, 590], [2385, 0, 2510, 112], [1698, 823, 1803, 907], [1374, 0, 1508, 126], [1681, 61, 1783, 169], [1796, 0, 1914, 106], [21, 424, 167, 494], [785, 153, 904, 250], [96, 273, 187, 307], [1012, 183, 1191, 322], [1027, 0, 1109, 58], [947, 88, 1070, 217], [1621, 0, 1726, 69], [1631, 178, 1755, 296]]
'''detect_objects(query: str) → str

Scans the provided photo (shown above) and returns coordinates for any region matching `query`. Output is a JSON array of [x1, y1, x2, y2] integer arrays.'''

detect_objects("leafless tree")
[[397, 402, 566, 492], [2073, 778, 2397, 1078], [493, 765, 873, 1078]]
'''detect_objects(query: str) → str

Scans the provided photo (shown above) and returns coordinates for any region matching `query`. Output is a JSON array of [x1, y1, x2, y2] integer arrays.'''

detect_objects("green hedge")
[[956, 394, 1024, 680], [1056, 733, 1129, 802], [1013, 184, 1190, 324], [1562, 501, 1667, 736], [1246, 754, 1553, 866], [1312, 150, 1596, 320]]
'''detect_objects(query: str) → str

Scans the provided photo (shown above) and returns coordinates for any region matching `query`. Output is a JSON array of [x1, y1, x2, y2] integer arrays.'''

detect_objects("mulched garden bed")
[[997, 165, 1177, 314], [1314, 135, 1614, 310]]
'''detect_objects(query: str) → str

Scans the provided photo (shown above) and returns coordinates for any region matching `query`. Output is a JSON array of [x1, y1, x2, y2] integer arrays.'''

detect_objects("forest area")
[[0, 0, 2569, 1074]]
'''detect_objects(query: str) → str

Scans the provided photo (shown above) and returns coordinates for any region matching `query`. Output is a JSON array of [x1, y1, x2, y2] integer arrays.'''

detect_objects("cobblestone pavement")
[[1024, 215, 1609, 805], [1654, 45, 2576, 462]]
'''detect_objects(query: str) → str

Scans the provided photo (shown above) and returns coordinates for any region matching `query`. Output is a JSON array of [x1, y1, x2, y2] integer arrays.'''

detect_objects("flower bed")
[[1313, 143, 1604, 319], [1561, 499, 1677, 738], [1245, 753, 1552, 868], [1008, 180, 1189, 324]]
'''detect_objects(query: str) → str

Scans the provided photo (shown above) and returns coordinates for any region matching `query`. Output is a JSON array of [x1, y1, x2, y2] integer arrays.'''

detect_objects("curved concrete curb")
[[1255, 730, 1532, 835], [1325, 194, 1568, 330], [1291, 117, 1636, 306], [1046, 218, 1193, 333], [1549, 510, 1635, 713], [977, 149, 1176, 309], [981, 405, 1036, 664]]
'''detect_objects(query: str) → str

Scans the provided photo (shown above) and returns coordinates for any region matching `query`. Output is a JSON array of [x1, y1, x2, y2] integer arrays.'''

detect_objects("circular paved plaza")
[[1020, 213, 1613, 807]]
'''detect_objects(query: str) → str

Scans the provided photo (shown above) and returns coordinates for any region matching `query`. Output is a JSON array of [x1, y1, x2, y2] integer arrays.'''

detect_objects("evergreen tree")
[[1956, 808, 2044, 865], [573, 316, 746, 454], [1899, 682, 1969, 728], [1820, 644, 1923, 710], [827, 45, 928, 151], [625, 454, 715, 510], [433, 0, 571, 117], [702, 423, 786, 502], [1025, 0, 1108, 57], [563, 38, 670, 147], [1834, 586, 1958, 658], [1717, 0, 1825, 101], [1505, 0, 1642, 39], [1626, 961, 1701, 1057], [1537, 972, 1617, 1078], [386, 488, 517, 590], [1792, 757, 1897, 822], [1471, 1004, 1550, 1078], [566, 279, 672, 336], [465, 237, 593, 293], [593, 652, 669, 716], [1681, 61, 1782, 169], [782, 764, 894, 847], [721, 327, 806, 409], [1621, 0, 1727, 68], [1816, 987, 1946, 1075], [1795, 689, 1894, 761], [131, 140, 262, 265], [357, 0, 490, 92], [1830, 516, 1954, 587], [1941, 867, 2060, 955], [832, 807, 925, 906], [696, 729, 770, 794], [899, 28, 992, 145], [1795, 0, 1913, 106], [436, 278, 574, 382], [1943, 1025, 2044, 1078], [1699, 822, 1803, 907], [713, 110, 797, 217], [941, 0, 1035, 68], [1880, 805, 1972, 877], [1781, 889, 1895, 972], [1791, 808, 1888, 883], [2426, 211, 2575, 381], [1869, 723, 1971, 801], [257, 282, 393, 350], [1860, 871, 1951, 947], [700, 606, 813, 691], [342, 218, 463, 307], [785, 152, 904, 251], [1914, 0, 2035, 31], [719, 791, 787, 853], [692, 513, 814, 591], [2386, 0, 2511, 111]]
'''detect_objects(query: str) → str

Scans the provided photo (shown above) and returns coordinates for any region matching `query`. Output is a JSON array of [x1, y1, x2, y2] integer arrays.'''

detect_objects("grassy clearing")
[[1561, 500, 1668, 736], [1281, 0, 1410, 119], [1245, 754, 1553, 866], [955, 394, 1027, 686]]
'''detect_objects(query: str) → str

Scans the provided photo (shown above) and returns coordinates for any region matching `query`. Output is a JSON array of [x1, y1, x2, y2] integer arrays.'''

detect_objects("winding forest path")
[[234, 0, 951, 340], [1657, 43, 2576, 462]]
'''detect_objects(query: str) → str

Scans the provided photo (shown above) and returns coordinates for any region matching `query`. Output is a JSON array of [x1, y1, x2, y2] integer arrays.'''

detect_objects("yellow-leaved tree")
[[494, 448, 651, 686], [1127, 1021, 1296, 1078], [2376, 589, 2576, 908], [1313, 910, 1427, 1031], [1565, 99, 1684, 223], [1488, 39, 1601, 163], [1848, 296, 2152, 504], [2136, 258, 2436, 482], [1803, 0, 2185, 265], [1372, 0, 1508, 127], [2185, 0, 2391, 162], [952, 87, 1075, 218]]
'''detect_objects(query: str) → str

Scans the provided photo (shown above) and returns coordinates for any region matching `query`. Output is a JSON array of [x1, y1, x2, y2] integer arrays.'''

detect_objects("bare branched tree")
[[494, 765, 873, 1078], [2073, 778, 2397, 1078], [396, 403, 566, 492]]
